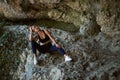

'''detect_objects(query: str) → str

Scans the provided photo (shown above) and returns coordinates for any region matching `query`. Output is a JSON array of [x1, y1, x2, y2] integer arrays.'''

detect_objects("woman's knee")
[[30, 41, 36, 44], [56, 47, 66, 55], [29, 41, 36, 48]]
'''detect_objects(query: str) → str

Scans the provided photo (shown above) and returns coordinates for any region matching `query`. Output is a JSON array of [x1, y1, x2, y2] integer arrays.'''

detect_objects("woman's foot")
[[64, 55, 72, 62], [34, 55, 38, 65]]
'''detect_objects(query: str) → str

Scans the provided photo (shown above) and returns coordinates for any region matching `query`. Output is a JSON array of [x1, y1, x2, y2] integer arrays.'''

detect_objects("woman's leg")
[[30, 41, 42, 64], [48, 45, 65, 55], [48, 45, 72, 62], [30, 41, 42, 54]]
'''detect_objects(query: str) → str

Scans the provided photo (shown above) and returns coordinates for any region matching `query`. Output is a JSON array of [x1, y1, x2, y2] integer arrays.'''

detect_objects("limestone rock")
[[0, 0, 120, 80], [79, 18, 100, 36]]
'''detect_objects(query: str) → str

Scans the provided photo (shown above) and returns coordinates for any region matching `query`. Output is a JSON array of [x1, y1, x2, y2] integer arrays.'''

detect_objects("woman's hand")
[[44, 30, 61, 48], [55, 43, 61, 48], [29, 27, 32, 33], [29, 27, 33, 41]]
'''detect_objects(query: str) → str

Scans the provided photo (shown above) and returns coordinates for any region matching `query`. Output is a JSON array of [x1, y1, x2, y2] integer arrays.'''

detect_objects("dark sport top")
[[38, 30, 50, 43]]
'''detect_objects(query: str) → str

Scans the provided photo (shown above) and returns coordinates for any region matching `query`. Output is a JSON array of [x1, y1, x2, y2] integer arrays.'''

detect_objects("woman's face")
[[31, 26, 40, 32]]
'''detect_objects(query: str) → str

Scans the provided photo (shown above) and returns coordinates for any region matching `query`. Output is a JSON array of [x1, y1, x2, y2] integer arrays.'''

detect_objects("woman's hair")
[[27, 25, 41, 32], [33, 26, 41, 31]]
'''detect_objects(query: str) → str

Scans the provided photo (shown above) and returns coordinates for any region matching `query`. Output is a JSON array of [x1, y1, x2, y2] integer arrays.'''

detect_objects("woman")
[[29, 26, 72, 65]]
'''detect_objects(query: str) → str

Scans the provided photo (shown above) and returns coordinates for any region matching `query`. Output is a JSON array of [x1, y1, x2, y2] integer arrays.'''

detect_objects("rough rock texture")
[[79, 18, 100, 36], [0, 25, 120, 80], [0, 25, 28, 80], [0, 0, 120, 36], [0, 0, 120, 80]]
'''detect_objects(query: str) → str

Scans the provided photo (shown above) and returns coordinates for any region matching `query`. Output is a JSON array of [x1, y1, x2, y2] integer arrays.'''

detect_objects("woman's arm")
[[44, 29, 61, 48], [29, 27, 33, 41]]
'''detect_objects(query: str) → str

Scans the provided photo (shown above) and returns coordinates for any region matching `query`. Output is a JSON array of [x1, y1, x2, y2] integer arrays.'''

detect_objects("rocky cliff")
[[0, 0, 120, 36], [0, 0, 120, 80]]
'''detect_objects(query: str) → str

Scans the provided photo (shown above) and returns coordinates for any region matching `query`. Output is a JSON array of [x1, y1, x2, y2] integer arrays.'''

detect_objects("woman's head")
[[30, 26, 41, 32]]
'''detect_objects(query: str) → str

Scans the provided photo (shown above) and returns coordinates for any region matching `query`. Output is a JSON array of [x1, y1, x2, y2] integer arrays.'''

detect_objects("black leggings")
[[30, 41, 66, 55]]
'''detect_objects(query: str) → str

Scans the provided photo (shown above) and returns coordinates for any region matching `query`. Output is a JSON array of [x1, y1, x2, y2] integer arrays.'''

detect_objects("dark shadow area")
[[0, 18, 79, 32]]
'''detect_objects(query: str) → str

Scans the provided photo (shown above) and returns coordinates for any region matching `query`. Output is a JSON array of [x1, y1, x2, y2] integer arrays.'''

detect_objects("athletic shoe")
[[65, 56, 72, 62], [34, 56, 37, 65]]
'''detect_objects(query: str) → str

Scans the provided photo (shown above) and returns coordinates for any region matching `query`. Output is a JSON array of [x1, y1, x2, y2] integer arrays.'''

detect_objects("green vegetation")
[[35, 19, 79, 32], [0, 18, 79, 32]]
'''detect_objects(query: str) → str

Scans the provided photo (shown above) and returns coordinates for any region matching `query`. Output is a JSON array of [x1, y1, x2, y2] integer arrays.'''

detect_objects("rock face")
[[0, 0, 120, 36], [0, 0, 120, 80], [0, 25, 119, 80], [79, 18, 100, 36]]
